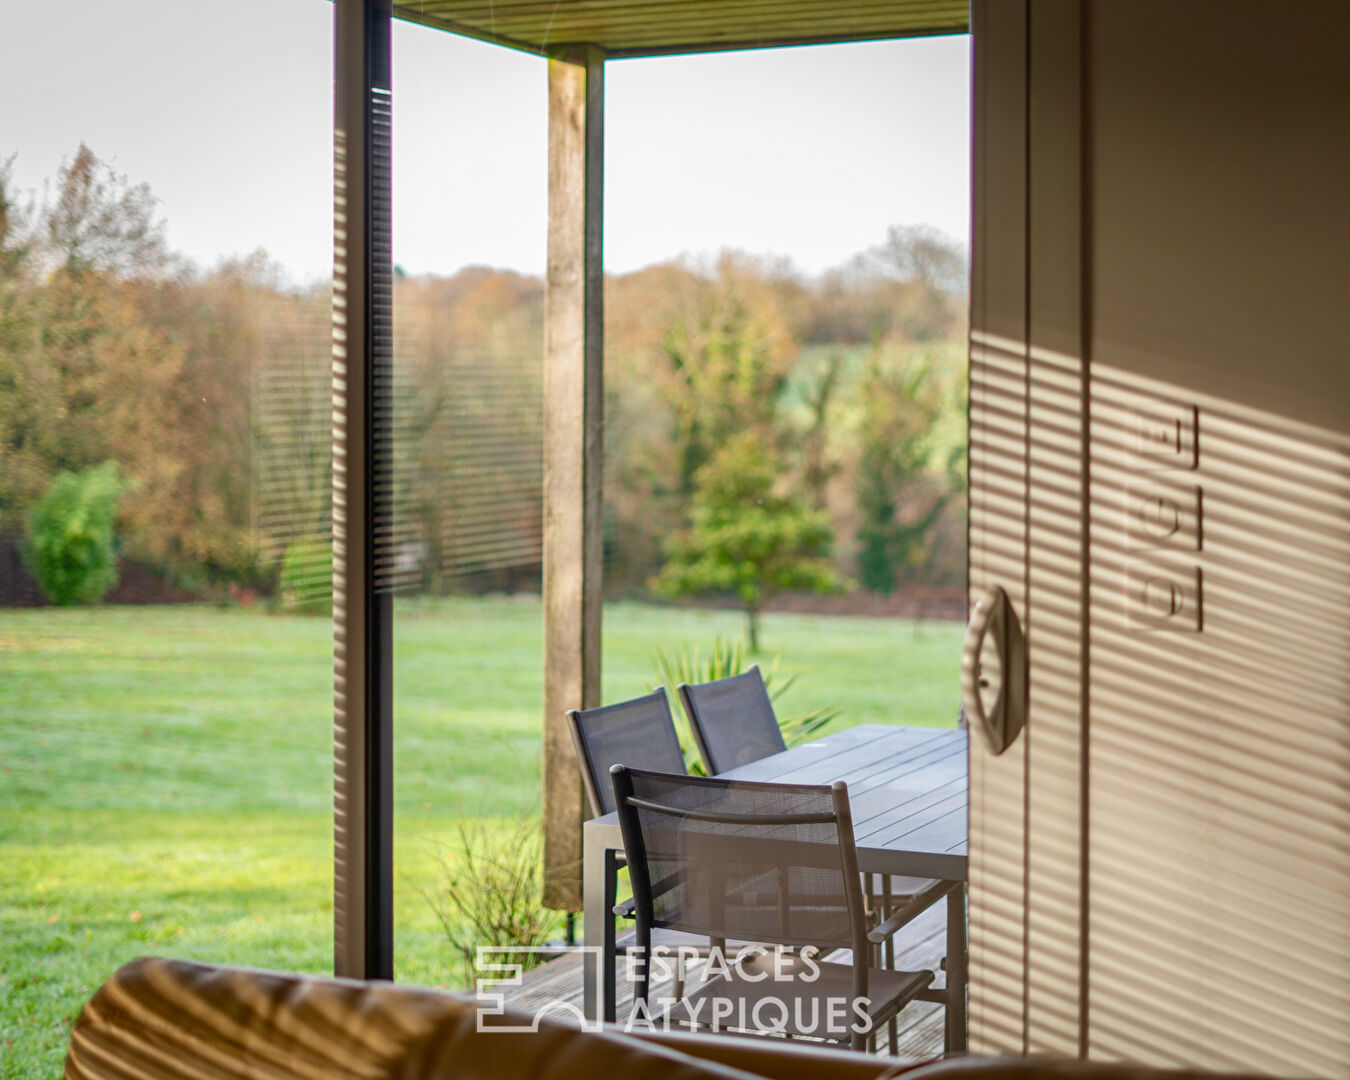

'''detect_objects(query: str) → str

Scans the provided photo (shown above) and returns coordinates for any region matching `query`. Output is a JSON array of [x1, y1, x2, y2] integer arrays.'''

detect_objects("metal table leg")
[[946, 882, 968, 1054]]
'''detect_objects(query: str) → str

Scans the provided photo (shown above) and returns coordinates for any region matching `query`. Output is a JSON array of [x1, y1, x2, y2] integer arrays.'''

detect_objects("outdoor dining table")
[[581, 722, 969, 1050]]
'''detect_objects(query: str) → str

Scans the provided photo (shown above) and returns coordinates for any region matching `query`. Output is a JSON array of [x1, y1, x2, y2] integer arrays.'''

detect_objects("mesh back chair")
[[678, 666, 785, 775], [567, 689, 687, 817], [568, 689, 716, 1017], [677, 666, 951, 1025], [612, 766, 936, 1052]]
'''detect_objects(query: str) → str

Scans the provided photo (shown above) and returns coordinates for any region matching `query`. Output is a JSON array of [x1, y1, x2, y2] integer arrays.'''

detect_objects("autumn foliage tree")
[[0, 148, 332, 594], [19, 147, 189, 574], [1, 145, 970, 608]]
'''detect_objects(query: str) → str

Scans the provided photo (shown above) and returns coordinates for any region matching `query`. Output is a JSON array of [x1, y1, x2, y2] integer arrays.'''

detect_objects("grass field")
[[0, 596, 962, 1077]]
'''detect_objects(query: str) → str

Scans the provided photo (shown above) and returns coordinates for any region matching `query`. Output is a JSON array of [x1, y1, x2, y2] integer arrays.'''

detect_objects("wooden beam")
[[542, 45, 604, 912], [389, 0, 970, 56]]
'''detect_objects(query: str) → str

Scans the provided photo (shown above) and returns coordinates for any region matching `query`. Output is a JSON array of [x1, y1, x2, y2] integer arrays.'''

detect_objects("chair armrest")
[[613, 896, 637, 918], [867, 879, 960, 944]]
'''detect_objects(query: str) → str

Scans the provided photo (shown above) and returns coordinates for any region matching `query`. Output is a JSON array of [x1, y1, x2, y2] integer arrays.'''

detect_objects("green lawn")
[[0, 597, 962, 1077]]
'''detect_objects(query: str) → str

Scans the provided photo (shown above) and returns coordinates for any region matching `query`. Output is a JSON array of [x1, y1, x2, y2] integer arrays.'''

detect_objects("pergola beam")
[[390, 0, 969, 57], [391, 12, 962, 59], [542, 45, 605, 912]]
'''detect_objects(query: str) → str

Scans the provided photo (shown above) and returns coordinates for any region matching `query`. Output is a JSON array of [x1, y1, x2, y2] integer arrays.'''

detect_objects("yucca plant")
[[651, 638, 840, 775]]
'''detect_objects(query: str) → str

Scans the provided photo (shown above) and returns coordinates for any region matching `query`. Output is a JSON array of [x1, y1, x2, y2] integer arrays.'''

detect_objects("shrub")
[[279, 538, 331, 614], [23, 461, 127, 605], [423, 817, 563, 988]]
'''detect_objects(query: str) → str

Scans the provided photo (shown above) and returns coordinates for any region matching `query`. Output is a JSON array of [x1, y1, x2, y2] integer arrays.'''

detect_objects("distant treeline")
[[0, 146, 967, 606]]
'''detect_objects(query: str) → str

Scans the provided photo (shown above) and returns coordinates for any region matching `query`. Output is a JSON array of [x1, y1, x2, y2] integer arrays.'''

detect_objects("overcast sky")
[[2, 0, 970, 284]]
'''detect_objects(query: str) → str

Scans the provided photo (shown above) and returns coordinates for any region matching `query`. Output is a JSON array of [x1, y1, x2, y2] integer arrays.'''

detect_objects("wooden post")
[[332, 0, 394, 978], [543, 46, 604, 912]]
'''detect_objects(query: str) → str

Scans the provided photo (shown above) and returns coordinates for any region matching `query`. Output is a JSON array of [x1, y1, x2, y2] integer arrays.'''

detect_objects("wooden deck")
[[498, 899, 952, 1063]]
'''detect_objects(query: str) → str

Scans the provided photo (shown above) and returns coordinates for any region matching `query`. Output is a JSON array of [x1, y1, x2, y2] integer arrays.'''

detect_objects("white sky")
[[2, 0, 970, 284]]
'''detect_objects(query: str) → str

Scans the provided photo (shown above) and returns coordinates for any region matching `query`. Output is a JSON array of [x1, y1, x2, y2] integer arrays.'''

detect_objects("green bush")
[[278, 538, 332, 614], [23, 461, 127, 605]]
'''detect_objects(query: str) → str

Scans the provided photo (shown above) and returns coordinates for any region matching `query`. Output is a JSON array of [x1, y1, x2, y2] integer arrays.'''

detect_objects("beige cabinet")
[[967, 2, 1350, 1074]]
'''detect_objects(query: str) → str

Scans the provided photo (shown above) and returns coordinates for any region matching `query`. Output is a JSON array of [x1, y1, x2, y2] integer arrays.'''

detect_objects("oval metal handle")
[[961, 585, 1026, 755]]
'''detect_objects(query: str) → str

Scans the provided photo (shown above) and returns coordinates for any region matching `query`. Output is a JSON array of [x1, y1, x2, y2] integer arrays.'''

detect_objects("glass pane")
[[597, 38, 971, 1041], [388, 24, 552, 991], [0, 3, 334, 1074]]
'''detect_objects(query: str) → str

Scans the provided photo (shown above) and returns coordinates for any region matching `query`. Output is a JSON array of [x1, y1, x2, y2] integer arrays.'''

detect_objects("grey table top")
[[583, 723, 968, 882]]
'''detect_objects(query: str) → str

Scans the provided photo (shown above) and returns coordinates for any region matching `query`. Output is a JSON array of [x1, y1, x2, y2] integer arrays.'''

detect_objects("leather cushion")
[[63, 956, 768, 1080]]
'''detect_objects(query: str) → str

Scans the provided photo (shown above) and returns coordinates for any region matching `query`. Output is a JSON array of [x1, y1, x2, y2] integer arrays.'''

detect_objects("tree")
[[0, 155, 36, 277], [602, 255, 804, 589], [144, 254, 317, 587], [865, 223, 968, 296], [854, 346, 956, 593], [653, 254, 798, 496], [650, 431, 841, 651], [0, 146, 182, 554], [0, 157, 46, 532], [795, 351, 843, 511], [44, 144, 166, 278], [393, 269, 544, 593]]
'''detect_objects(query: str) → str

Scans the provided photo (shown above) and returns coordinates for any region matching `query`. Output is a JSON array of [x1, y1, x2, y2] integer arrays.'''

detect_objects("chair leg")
[[635, 923, 651, 1008], [603, 850, 619, 1023], [882, 875, 897, 1053], [882, 876, 894, 969]]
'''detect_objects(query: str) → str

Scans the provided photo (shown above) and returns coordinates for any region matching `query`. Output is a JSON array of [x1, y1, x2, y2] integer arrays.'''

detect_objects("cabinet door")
[[968, 2, 1350, 1074], [1084, 3, 1350, 1074]]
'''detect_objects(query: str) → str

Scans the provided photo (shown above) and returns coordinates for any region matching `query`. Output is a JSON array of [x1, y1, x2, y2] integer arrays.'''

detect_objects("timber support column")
[[543, 45, 604, 912], [332, 0, 394, 978]]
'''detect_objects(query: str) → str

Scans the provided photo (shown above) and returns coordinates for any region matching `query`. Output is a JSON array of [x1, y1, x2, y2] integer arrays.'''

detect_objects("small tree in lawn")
[[651, 431, 841, 652]]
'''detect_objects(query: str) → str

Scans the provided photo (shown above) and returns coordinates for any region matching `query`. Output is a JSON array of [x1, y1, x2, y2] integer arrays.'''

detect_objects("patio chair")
[[677, 668, 952, 1014], [568, 688, 687, 817], [677, 666, 785, 775], [611, 765, 938, 1052], [567, 689, 713, 1014]]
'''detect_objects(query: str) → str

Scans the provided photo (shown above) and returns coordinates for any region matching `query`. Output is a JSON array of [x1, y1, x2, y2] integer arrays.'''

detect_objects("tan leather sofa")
[[64, 958, 1265, 1080]]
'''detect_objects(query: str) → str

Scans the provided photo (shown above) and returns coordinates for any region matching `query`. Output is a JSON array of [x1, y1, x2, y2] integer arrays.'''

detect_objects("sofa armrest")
[[63, 957, 769, 1080]]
